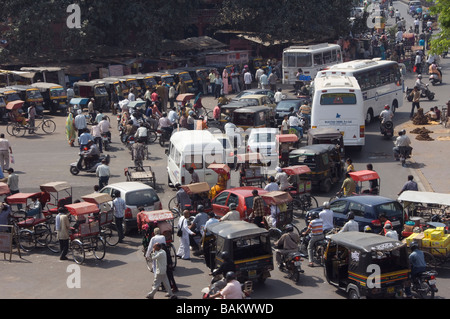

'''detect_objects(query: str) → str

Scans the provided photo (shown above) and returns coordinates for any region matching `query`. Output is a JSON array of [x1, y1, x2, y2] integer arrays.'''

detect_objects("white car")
[[100, 182, 162, 234], [246, 128, 279, 169]]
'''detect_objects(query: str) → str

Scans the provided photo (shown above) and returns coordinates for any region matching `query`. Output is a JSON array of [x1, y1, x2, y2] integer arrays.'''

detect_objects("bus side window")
[[314, 53, 323, 66]]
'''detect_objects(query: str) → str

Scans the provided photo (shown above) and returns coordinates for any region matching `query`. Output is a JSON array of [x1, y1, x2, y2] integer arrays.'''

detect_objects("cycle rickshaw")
[[137, 209, 177, 270], [282, 165, 318, 216], [349, 170, 380, 195], [276, 134, 299, 167], [81, 192, 119, 246], [236, 153, 267, 188], [260, 191, 298, 239], [6, 192, 57, 253], [65, 202, 106, 264], [6, 101, 56, 137]]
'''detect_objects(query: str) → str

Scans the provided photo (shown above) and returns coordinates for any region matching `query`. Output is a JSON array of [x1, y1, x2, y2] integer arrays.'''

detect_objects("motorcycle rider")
[[429, 62, 442, 83], [415, 74, 427, 92], [380, 105, 394, 124], [82, 140, 100, 169], [302, 211, 324, 267], [393, 129, 412, 161], [209, 271, 243, 300], [274, 224, 300, 270], [404, 241, 428, 298]]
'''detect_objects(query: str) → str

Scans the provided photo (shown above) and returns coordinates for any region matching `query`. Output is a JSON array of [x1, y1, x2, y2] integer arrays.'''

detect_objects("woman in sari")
[[65, 112, 77, 147]]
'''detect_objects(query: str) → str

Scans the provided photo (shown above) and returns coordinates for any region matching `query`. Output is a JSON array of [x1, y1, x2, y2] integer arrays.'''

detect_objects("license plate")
[[294, 261, 301, 266], [429, 280, 436, 285], [248, 270, 257, 278]]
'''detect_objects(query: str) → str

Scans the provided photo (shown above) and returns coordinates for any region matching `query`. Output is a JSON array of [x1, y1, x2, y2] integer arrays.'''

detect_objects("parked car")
[[212, 187, 269, 220], [308, 195, 404, 234], [232, 89, 275, 102], [100, 182, 162, 234], [274, 98, 310, 126]]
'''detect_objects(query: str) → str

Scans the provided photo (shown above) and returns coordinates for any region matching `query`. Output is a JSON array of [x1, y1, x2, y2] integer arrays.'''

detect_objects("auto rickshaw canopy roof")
[[208, 220, 269, 240], [176, 93, 195, 102], [328, 232, 404, 253], [65, 202, 100, 216], [276, 134, 298, 143], [282, 165, 311, 176], [7, 192, 41, 204], [349, 170, 380, 182], [40, 182, 72, 193], [81, 193, 113, 205], [398, 191, 450, 207], [137, 210, 174, 223], [261, 191, 293, 205], [290, 144, 336, 156]]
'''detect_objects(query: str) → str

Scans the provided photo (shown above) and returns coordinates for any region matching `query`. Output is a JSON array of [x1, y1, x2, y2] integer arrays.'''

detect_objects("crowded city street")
[[0, 0, 449, 303]]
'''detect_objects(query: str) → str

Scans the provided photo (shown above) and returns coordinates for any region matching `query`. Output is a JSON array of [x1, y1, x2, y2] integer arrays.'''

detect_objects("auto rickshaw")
[[31, 82, 67, 115], [402, 33, 415, 53], [7, 85, 44, 114], [73, 81, 109, 111], [289, 144, 344, 193], [231, 106, 274, 130], [323, 232, 410, 299], [100, 77, 128, 100], [69, 98, 89, 113], [139, 74, 158, 91], [121, 75, 142, 94], [161, 69, 195, 93], [349, 170, 380, 195], [307, 127, 345, 159], [208, 220, 274, 283], [276, 134, 299, 167]]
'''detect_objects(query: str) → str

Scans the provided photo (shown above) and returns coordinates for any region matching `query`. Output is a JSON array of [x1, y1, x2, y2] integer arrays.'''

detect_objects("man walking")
[[112, 190, 126, 243], [96, 159, 110, 189], [146, 243, 177, 299], [0, 134, 12, 171]]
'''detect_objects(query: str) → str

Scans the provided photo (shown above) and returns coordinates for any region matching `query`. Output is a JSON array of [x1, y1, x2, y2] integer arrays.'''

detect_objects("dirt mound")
[[416, 132, 434, 141], [410, 127, 434, 134], [412, 108, 429, 125]]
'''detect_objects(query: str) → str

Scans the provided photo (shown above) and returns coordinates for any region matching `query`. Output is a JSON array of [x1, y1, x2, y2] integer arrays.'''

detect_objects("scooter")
[[157, 128, 172, 147], [70, 154, 110, 176], [101, 133, 111, 151], [397, 146, 413, 167], [429, 68, 442, 86], [412, 270, 438, 299], [278, 250, 306, 283], [380, 120, 394, 139]]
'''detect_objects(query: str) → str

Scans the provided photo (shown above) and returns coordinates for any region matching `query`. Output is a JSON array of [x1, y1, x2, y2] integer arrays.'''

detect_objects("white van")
[[167, 130, 224, 187]]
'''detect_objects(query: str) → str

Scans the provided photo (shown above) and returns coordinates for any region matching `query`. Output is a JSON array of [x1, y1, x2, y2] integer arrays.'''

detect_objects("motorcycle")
[[201, 275, 253, 299], [412, 270, 438, 299], [157, 128, 172, 147], [380, 120, 394, 139], [101, 133, 111, 151], [406, 84, 435, 102], [70, 153, 110, 176], [126, 135, 136, 150], [278, 250, 306, 283], [429, 68, 442, 86], [397, 146, 413, 167], [299, 226, 327, 266]]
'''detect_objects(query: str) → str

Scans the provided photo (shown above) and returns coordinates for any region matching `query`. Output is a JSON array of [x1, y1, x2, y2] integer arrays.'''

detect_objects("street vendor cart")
[[236, 153, 267, 188]]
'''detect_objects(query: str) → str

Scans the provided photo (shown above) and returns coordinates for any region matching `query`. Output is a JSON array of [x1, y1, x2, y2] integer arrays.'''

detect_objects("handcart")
[[236, 153, 267, 188], [124, 165, 156, 189]]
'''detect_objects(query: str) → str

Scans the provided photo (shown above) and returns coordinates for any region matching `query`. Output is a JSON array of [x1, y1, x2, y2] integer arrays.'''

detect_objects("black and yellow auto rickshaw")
[[31, 82, 67, 115], [7, 85, 44, 114], [324, 232, 410, 299], [208, 220, 274, 283], [137, 74, 158, 92], [231, 106, 274, 130], [307, 127, 345, 159], [73, 81, 109, 111], [289, 144, 344, 193], [121, 75, 142, 95], [100, 77, 128, 100]]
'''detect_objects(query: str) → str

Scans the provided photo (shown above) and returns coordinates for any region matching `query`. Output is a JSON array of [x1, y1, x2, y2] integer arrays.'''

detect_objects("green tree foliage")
[[0, 0, 199, 61], [428, 0, 450, 55], [215, 0, 353, 44]]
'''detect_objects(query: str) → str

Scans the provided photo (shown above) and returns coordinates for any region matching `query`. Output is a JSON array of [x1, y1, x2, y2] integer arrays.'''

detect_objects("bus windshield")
[[283, 52, 312, 68]]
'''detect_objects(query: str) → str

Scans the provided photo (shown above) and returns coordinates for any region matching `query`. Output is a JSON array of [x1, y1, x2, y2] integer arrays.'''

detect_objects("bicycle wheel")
[[47, 229, 61, 253], [299, 194, 319, 214], [35, 224, 52, 247], [93, 236, 106, 260], [169, 243, 177, 269], [19, 229, 36, 252], [147, 131, 158, 144], [42, 120, 56, 134], [10, 124, 26, 137], [71, 240, 85, 264], [168, 196, 178, 210], [103, 224, 119, 246]]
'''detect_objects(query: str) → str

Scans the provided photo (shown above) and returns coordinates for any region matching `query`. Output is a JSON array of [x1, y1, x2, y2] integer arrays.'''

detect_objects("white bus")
[[316, 59, 404, 124], [311, 75, 365, 148], [282, 43, 343, 85]]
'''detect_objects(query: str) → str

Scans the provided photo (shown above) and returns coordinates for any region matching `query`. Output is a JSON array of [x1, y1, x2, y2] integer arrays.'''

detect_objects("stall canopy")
[[398, 191, 450, 206]]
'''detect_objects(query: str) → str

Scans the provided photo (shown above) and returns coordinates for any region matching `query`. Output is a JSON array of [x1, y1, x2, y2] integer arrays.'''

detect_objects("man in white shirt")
[[135, 123, 148, 140], [244, 69, 252, 90], [260, 71, 268, 89], [112, 190, 126, 242], [319, 201, 334, 233], [146, 243, 176, 299], [289, 114, 304, 138], [98, 116, 111, 140], [96, 159, 110, 189], [339, 212, 359, 232], [379, 105, 394, 123], [255, 68, 264, 88], [74, 109, 88, 137], [274, 88, 283, 103], [128, 91, 136, 102], [220, 203, 241, 221], [168, 107, 179, 125], [393, 129, 411, 160]]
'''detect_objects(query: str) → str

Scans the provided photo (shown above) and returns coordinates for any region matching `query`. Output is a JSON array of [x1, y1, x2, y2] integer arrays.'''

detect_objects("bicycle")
[[7, 116, 56, 137], [9, 213, 54, 253], [439, 106, 448, 128]]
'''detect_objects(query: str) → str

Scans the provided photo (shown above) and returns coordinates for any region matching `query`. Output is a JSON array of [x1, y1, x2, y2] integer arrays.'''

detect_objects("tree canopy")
[[0, 0, 199, 62], [428, 0, 450, 55], [215, 0, 354, 44]]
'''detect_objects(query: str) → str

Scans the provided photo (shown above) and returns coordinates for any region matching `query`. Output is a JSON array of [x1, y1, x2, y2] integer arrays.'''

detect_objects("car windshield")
[[276, 101, 300, 111], [95, 86, 108, 96], [50, 88, 66, 98], [27, 90, 43, 100], [375, 201, 403, 218], [232, 235, 271, 260], [125, 189, 159, 207], [289, 154, 316, 169]]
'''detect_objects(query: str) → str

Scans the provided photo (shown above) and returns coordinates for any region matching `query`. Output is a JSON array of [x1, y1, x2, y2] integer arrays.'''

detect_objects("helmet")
[[384, 105, 390, 110], [197, 205, 204, 212], [311, 212, 319, 220], [384, 223, 392, 230], [225, 271, 236, 281], [323, 201, 330, 209], [364, 225, 372, 233], [285, 224, 294, 232], [410, 241, 419, 251], [229, 203, 237, 210], [220, 251, 231, 261], [417, 74, 422, 79]]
